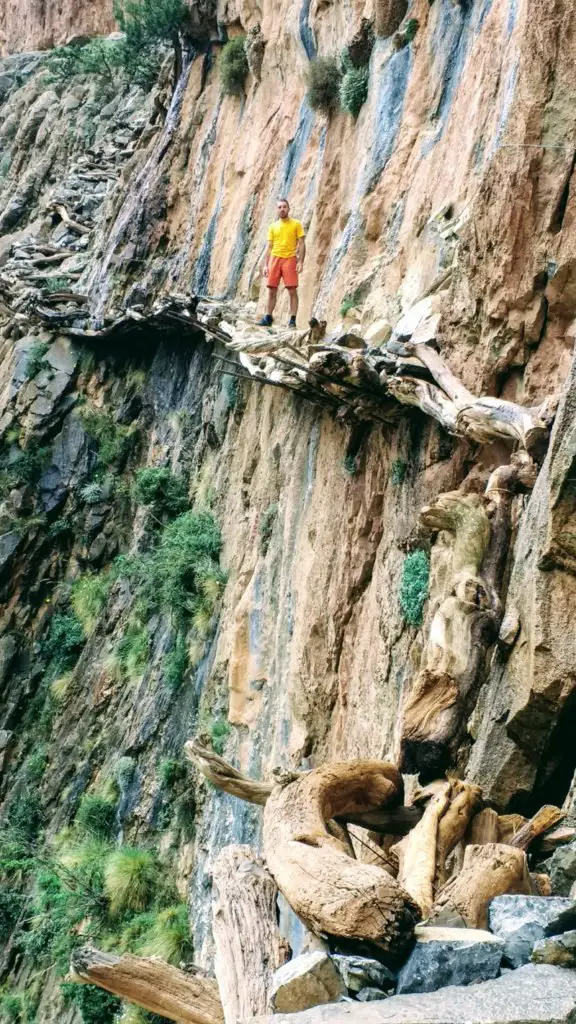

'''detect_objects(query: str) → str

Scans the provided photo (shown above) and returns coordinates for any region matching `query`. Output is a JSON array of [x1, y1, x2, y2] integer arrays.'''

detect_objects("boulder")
[[550, 843, 576, 896], [271, 951, 345, 1013], [532, 930, 576, 968], [365, 320, 393, 347], [332, 955, 395, 993], [249, 964, 576, 1024], [395, 926, 504, 995], [358, 988, 389, 1001], [489, 896, 574, 967]]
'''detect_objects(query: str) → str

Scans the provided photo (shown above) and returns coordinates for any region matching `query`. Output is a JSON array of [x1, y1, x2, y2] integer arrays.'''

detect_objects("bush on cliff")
[[219, 36, 249, 96], [399, 549, 430, 626], [305, 56, 342, 114], [340, 65, 369, 118]]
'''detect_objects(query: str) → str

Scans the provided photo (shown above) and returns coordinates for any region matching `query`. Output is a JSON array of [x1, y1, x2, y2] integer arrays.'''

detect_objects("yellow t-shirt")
[[267, 218, 305, 259]]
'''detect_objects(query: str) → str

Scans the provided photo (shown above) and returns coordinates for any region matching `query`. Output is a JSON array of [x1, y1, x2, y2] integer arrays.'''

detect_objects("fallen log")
[[429, 843, 532, 929], [508, 805, 565, 851], [212, 845, 288, 1022], [262, 761, 421, 956], [70, 947, 224, 1024]]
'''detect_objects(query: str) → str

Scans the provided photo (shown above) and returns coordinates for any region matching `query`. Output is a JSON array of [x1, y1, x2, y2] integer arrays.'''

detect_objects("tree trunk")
[[429, 844, 532, 929], [262, 760, 420, 957], [70, 948, 224, 1024], [212, 845, 288, 1022]]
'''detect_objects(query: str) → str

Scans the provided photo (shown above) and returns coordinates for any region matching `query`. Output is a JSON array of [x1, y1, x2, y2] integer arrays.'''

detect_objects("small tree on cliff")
[[113, 0, 187, 85]]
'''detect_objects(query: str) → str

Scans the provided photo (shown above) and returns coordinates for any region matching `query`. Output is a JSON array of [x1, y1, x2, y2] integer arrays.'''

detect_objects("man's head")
[[277, 198, 290, 220]]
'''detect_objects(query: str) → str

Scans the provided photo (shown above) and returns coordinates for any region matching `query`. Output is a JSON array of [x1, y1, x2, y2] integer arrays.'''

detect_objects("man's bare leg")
[[288, 288, 299, 317], [267, 287, 278, 317]]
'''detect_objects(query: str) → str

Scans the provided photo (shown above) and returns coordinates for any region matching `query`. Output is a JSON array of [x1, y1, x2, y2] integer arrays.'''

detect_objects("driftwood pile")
[[71, 744, 573, 1024]]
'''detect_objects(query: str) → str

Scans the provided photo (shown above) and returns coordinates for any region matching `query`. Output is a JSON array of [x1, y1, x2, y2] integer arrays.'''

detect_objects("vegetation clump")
[[305, 57, 342, 114], [339, 289, 362, 317], [104, 847, 159, 915], [80, 407, 135, 470], [61, 983, 122, 1024], [399, 549, 430, 625], [75, 794, 118, 840], [24, 341, 50, 380], [41, 611, 85, 678], [71, 572, 112, 634], [340, 65, 369, 117], [219, 36, 249, 96], [133, 467, 188, 521], [391, 458, 408, 486]]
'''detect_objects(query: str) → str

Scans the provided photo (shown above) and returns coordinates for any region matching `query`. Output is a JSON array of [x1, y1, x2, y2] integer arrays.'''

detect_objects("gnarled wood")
[[70, 947, 224, 1024], [429, 843, 532, 929], [392, 779, 482, 917], [185, 739, 273, 804], [508, 805, 565, 850], [212, 845, 288, 1022], [263, 760, 420, 955]]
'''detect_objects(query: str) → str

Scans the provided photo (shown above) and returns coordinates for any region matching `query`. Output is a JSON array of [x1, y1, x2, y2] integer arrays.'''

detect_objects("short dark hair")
[[278, 197, 290, 207]]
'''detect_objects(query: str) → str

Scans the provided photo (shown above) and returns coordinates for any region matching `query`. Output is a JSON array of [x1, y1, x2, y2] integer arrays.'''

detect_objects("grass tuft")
[[399, 549, 430, 626], [104, 847, 159, 916]]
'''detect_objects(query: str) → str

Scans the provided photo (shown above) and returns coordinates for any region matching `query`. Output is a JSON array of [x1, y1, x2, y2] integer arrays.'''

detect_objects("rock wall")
[[1, 0, 576, 1019], [0, 0, 115, 55]]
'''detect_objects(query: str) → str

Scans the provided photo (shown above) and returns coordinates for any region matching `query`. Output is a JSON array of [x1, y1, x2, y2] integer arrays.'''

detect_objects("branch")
[[184, 740, 272, 805], [70, 948, 224, 1024]]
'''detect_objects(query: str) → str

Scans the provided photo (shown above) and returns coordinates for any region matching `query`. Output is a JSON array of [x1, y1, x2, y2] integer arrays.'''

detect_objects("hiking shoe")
[[288, 316, 297, 328], [258, 314, 273, 327]]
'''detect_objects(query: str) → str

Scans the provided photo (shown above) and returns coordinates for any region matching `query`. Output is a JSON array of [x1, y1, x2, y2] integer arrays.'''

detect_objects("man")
[[259, 198, 306, 328]]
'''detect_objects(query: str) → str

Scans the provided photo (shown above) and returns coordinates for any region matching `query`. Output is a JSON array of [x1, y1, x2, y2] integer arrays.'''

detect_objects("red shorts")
[[267, 255, 298, 289]]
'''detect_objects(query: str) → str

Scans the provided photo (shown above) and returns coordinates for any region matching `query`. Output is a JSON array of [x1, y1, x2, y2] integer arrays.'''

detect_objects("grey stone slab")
[[489, 896, 574, 967], [249, 964, 576, 1024], [271, 951, 345, 1013], [396, 926, 504, 994]]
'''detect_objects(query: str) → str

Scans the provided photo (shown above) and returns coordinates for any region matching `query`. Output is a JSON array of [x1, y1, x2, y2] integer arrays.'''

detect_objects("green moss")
[[391, 458, 408, 486], [158, 758, 186, 788], [403, 18, 419, 41], [305, 56, 342, 113], [340, 65, 369, 117], [219, 36, 249, 96], [75, 795, 118, 840], [399, 549, 430, 626], [115, 756, 137, 792], [133, 467, 188, 521], [342, 454, 359, 476]]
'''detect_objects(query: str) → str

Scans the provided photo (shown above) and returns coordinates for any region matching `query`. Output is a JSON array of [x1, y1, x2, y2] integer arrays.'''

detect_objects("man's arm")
[[297, 236, 306, 273], [262, 240, 273, 276]]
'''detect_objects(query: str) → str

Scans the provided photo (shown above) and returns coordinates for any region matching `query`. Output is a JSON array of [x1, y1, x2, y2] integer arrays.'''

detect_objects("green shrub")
[[75, 795, 117, 840], [72, 572, 112, 634], [80, 407, 134, 468], [104, 847, 159, 915], [391, 458, 408, 486], [340, 65, 369, 117], [115, 619, 150, 679], [0, 994, 22, 1023], [399, 550, 430, 626], [80, 481, 106, 505], [259, 503, 278, 555], [24, 747, 47, 782], [210, 717, 230, 756], [61, 982, 122, 1024], [164, 632, 188, 690], [159, 758, 186, 788], [24, 341, 49, 379], [403, 18, 419, 42], [219, 36, 249, 96], [0, 890, 26, 941], [339, 289, 362, 317], [305, 57, 342, 113], [115, 756, 137, 791], [6, 792, 43, 842], [129, 510, 225, 622], [5, 442, 50, 488], [141, 904, 192, 964], [113, 0, 186, 48], [133, 468, 188, 520], [42, 277, 70, 294], [41, 612, 85, 677]]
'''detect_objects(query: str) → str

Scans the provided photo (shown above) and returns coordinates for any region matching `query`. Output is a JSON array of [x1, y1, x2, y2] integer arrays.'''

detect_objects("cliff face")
[[0, 0, 115, 55], [1, 0, 576, 1019]]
